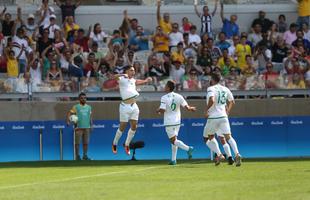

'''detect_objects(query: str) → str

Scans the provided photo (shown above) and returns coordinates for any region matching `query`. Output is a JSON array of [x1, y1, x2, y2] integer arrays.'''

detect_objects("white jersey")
[[206, 84, 234, 118], [160, 92, 188, 126], [118, 76, 139, 101]]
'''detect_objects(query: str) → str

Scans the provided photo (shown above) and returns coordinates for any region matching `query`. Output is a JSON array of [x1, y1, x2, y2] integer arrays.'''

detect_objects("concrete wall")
[[0, 98, 309, 121], [3, 4, 297, 34]]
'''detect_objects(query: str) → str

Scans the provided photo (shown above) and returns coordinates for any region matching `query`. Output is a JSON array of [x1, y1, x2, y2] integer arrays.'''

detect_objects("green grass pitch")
[[0, 159, 309, 200]]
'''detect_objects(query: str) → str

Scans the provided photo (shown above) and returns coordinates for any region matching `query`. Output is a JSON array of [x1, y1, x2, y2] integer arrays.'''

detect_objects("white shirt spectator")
[[304, 30, 310, 42], [44, 23, 60, 39], [169, 32, 184, 47], [38, 6, 55, 27], [29, 65, 42, 86], [189, 33, 201, 45], [170, 65, 185, 84], [90, 31, 109, 48], [248, 33, 262, 47], [12, 36, 32, 60]]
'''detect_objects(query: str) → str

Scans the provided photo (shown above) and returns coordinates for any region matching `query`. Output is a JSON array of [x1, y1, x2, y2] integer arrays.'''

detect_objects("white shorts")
[[165, 125, 180, 139], [119, 102, 140, 122], [203, 117, 231, 138]]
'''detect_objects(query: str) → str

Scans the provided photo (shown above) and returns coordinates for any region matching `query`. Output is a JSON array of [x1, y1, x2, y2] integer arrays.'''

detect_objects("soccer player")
[[112, 65, 152, 155], [66, 92, 93, 161], [203, 73, 242, 166], [157, 80, 196, 165]]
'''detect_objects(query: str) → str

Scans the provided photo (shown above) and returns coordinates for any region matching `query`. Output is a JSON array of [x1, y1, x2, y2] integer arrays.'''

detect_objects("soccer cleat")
[[228, 156, 234, 165], [214, 154, 225, 166], [168, 160, 177, 165], [235, 155, 242, 167], [112, 144, 117, 154], [82, 155, 91, 161], [187, 146, 194, 160], [75, 155, 81, 161], [124, 145, 130, 155]]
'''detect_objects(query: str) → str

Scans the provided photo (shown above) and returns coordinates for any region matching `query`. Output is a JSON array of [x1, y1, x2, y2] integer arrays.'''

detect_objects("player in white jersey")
[[203, 73, 242, 166], [112, 65, 152, 155], [157, 80, 196, 165]]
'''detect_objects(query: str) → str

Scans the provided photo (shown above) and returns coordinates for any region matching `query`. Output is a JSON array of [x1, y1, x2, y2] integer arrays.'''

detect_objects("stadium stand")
[[0, 0, 308, 100]]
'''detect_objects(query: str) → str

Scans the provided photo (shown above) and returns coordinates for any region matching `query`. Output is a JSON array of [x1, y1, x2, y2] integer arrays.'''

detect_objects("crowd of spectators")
[[0, 0, 309, 95]]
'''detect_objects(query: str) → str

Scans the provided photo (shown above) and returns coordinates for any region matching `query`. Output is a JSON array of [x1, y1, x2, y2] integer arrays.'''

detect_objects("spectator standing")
[[157, 0, 172, 34], [251, 10, 272, 33], [54, 0, 81, 23], [194, 0, 219, 37], [37, 0, 55, 28], [295, 0, 310, 29], [0, 7, 15, 37], [220, 2, 239, 39]]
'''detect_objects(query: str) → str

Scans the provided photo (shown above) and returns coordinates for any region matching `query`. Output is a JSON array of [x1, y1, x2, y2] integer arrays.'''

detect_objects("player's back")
[[206, 84, 234, 118], [161, 92, 187, 126]]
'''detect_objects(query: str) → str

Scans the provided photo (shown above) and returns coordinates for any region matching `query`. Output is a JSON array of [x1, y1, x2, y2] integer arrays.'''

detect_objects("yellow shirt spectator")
[[64, 23, 80, 38], [7, 57, 19, 78], [236, 44, 252, 72], [298, 0, 310, 17], [218, 57, 236, 69], [159, 18, 172, 34], [171, 51, 185, 64], [153, 34, 169, 52]]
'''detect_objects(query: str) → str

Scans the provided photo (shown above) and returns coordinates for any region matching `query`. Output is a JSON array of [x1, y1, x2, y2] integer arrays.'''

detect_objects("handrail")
[[0, 89, 309, 101]]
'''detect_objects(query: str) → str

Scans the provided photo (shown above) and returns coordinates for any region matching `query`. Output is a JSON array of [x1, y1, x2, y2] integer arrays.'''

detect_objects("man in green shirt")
[[67, 92, 93, 160]]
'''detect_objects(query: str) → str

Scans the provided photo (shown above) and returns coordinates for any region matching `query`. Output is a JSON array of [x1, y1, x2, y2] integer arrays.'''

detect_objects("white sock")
[[174, 139, 189, 151], [125, 129, 136, 146], [228, 137, 239, 155], [206, 138, 221, 155], [223, 143, 232, 157], [171, 144, 178, 161], [113, 128, 123, 145]]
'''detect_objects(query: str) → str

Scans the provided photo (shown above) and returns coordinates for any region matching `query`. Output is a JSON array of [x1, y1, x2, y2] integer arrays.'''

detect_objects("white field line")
[[0, 166, 166, 190], [0, 161, 204, 190]]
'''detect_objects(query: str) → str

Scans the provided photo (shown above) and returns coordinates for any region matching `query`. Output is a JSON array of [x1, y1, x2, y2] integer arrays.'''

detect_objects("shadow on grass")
[[0, 157, 309, 169]]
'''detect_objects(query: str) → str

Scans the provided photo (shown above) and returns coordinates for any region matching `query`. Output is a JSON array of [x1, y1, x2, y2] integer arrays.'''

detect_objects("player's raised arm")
[[136, 77, 152, 85]]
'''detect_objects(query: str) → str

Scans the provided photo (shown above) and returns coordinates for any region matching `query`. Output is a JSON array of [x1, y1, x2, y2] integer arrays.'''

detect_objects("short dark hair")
[[166, 80, 175, 92], [211, 73, 221, 83], [123, 65, 133, 72], [79, 92, 86, 98]]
